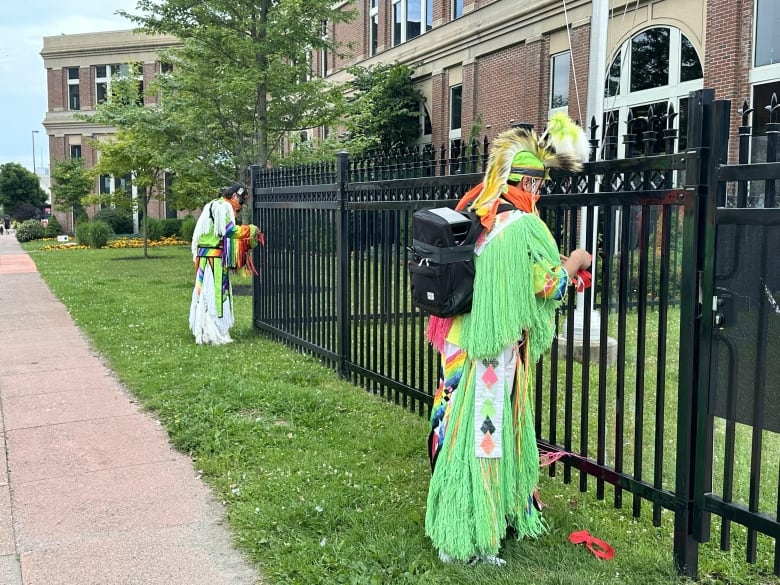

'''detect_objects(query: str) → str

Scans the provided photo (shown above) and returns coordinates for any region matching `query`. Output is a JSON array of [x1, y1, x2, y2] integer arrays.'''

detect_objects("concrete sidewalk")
[[0, 232, 260, 584]]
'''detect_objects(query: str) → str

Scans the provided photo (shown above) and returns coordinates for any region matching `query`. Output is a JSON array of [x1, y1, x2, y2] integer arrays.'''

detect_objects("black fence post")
[[250, 164, 260, 328], [675, 87, 717, 579], [336, 151, 351, 379]]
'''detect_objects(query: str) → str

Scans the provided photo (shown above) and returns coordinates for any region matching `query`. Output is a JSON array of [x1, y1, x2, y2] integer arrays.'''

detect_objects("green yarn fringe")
[[425, 362, 544, 561], [460, 212, 563, 362]]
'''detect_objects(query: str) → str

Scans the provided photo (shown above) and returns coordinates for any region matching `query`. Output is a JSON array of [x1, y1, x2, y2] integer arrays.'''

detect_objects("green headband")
[[508, 150, 547, 183]]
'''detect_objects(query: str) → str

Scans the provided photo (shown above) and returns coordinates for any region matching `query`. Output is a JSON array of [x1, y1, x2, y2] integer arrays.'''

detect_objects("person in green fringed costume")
[[189, 183, 264, 345], [425, 118, 592, 565]]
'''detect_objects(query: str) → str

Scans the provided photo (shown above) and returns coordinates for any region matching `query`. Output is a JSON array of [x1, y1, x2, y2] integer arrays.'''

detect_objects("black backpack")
[[408, 207, 484, 318]]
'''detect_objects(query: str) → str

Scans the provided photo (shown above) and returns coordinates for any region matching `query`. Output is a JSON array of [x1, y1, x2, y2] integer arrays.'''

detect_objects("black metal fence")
[[250, 89, 779, 579]]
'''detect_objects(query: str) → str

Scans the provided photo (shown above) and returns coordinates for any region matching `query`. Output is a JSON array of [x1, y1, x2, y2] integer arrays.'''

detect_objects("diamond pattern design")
[[481, 366, 498, 388]]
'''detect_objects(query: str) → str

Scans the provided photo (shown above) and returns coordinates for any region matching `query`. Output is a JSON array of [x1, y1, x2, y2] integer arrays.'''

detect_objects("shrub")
[[180, 215, 196, 243], [162, 218, 181, 238], [15, 219, 45, 242], [44, 215, 64, 238], [144, 217, 164, 241], [74, 221, 91, 246], [88, 220, 112, 248], [93, 208, 134, 235]]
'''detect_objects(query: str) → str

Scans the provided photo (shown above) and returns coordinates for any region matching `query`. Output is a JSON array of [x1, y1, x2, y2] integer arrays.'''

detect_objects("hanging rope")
[[561, 0, 583, 124]]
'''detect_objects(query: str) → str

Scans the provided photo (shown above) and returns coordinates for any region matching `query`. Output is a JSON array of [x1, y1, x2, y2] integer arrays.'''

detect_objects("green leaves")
[[0, 162, 47, 217]]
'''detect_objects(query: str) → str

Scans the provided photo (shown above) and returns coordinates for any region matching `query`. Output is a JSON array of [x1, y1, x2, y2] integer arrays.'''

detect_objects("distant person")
[[0, 225, 4, 236], [189, 183, 264, 345]]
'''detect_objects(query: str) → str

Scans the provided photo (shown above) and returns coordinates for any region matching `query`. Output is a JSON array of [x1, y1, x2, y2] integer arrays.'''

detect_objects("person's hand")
[[568, 248, 592, 270], [562, 248, 591, 280]]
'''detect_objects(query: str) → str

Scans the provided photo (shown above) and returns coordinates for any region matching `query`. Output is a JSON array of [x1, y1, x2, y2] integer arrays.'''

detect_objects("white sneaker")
[[438, 551, 456, 564], [469, 554, 506, 567]]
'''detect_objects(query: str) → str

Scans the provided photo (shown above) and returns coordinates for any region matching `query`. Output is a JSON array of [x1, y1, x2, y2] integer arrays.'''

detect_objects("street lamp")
[[31, 130, 39, 175]]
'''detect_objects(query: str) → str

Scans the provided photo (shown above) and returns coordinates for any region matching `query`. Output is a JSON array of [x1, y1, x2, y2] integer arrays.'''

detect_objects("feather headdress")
[[463, 118, 585, 228]]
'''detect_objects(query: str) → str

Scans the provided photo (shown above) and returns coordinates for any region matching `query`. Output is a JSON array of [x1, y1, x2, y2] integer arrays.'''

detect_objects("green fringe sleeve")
[[460, 212, 564, 362]]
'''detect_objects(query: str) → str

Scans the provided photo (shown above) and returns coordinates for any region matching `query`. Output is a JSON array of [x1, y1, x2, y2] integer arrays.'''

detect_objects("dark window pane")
[[752, 81, 780, 136], [450, 85, 462, 131], [68, 67, 79, 80], [70, 145, 81, 159], [371, 16, 378, 55], [605, 52, 621, 97], [756, 0, 780, 66], [426, 0, 432, 30], [393, 3, 402, 45], [68, 85, 80, 111], [96, 82, 107, 103], [630, 28, 669, 92], [680, 34, 702, 82], [96, 65, 106, 78], [678, 97, 688, 152], [602, 110, 620, 160], [407, 0, 421, 40], [628, 101, 667, 155], [423, 104, 432, 136]]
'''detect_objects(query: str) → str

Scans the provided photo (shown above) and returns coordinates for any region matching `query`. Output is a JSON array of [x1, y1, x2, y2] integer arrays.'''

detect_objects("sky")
[[0, 0, 141, 175]]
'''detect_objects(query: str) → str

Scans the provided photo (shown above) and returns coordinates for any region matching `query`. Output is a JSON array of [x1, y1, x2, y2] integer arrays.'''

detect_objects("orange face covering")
[[456, 183, 539, 230], [227, 196, 241, 214]]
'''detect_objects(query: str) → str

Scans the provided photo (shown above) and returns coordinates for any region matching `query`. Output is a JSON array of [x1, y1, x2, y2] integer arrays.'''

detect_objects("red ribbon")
[[575, 269, 592, 293], [568, 530, 615, 561]]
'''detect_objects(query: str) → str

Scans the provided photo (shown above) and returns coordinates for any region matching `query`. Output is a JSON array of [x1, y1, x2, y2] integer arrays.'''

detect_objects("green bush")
[[74, 221, 91, 246], [144, 218, 164, 241], [161, 218, 181, 238], [93, 208, 134, 235], [180, 215, 196, 243], [88, 220, 112, 248], [44, 215, 63, 238], [15, 219, 45, 242]]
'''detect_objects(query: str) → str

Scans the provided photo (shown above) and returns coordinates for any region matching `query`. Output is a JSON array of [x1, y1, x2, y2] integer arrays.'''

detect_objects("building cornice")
[[41, 30, 180, 68]]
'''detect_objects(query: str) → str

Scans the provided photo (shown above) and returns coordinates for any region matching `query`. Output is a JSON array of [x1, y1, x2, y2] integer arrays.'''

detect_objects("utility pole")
[[31, 130, 39, 175]]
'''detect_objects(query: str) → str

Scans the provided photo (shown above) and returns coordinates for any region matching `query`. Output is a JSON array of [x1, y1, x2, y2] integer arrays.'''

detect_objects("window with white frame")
[[69, 144, 82, 159], [449, 85, 462, 166], [452, 0, 463, 19], [95, 64, 118, 103], [67, 67, 80, 111], [420, 101, 432, 139], [755, 0, 780, 67], [321, 20, 329, 76], [392, 0, 430, 46], [603, 26, 703, 157], [95, 63, 143, 105], [369, 0, 379, 56], [550, 51, 570, 112]]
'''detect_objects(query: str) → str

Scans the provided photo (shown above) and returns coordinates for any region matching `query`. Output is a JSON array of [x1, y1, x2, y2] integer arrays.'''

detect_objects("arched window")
[[603, 26, 703, 157]]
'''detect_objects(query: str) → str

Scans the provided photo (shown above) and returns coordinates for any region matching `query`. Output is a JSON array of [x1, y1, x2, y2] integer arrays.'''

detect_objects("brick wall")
[[568, 24, 590, 126], [143, 62, 158, 105], [704, 0, 753, 158], [333, 3, 365, 71], [431, 71, 448, 148], [473, 39, 550, 139], [47, 69, 64, 112]]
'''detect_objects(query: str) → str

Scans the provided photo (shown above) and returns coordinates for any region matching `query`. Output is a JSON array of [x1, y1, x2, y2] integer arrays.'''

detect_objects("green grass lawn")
[[20, 242, 779, 585]]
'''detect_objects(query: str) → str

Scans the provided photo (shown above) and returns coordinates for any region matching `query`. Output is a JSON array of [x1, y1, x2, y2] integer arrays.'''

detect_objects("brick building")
[[40, 30, 180, 233], [318, 0, 777, 162], [40, 1, 779, 232]]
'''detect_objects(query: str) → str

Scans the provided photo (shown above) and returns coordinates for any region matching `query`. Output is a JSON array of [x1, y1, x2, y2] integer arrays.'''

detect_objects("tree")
[[120, 0, 355, 201], [81, 70, 174, 258], [0, 163, 47, 218], [51, 157, 92, 226], [344, 63, 426, 150]]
